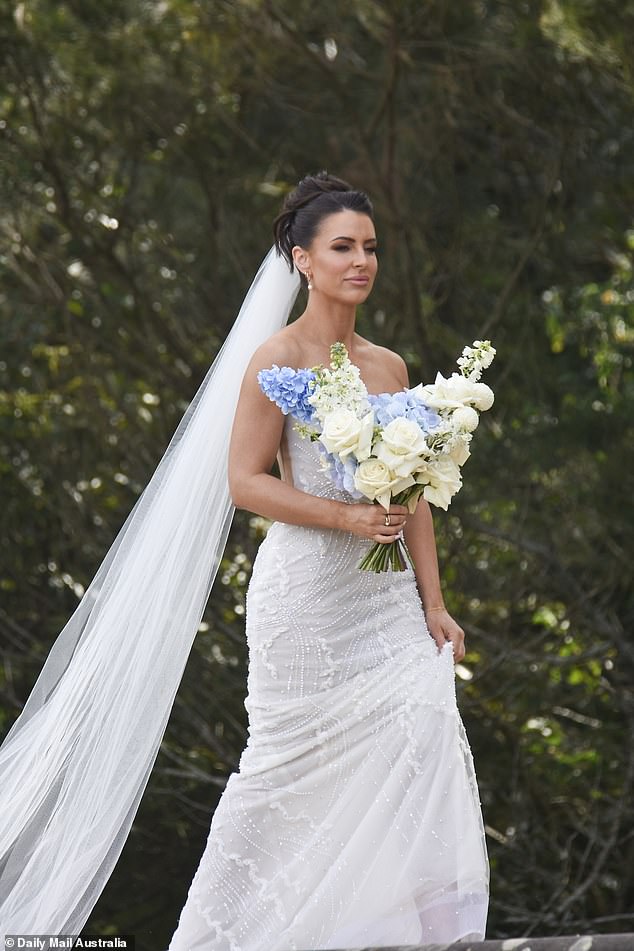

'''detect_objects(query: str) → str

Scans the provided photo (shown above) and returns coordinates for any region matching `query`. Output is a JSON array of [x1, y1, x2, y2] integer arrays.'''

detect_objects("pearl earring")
[[306, 271, 313, 291]]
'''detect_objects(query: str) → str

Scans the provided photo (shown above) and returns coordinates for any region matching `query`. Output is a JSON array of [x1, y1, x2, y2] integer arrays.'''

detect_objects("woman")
[[167, 173, 489, 950], [0, 172, 488, 945]]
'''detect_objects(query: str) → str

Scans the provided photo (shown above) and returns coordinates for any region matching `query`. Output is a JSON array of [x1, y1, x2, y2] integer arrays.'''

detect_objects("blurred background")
[[1, 1, 633, 947]]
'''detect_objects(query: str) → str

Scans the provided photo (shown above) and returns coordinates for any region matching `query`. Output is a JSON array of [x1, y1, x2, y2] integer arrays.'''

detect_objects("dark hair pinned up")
[[273, 171, 374, 280]]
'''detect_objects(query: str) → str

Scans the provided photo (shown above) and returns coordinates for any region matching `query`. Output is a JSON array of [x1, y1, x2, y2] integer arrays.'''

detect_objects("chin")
[[344, 285, 373, 301]]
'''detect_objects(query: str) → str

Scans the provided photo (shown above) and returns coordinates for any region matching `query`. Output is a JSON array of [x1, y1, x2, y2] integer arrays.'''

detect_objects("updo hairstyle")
[[273, 171, 374, 282]]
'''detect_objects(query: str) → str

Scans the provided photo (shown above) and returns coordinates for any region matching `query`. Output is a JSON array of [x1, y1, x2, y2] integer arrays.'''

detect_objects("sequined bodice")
[[277, 415, 356, 503]]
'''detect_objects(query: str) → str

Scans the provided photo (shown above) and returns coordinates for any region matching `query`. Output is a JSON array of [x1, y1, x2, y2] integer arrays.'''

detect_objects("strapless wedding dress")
[[167, 416, 489, 950]]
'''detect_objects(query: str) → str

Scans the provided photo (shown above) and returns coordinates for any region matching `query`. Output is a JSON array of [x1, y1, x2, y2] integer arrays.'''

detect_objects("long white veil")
[[0, 247, 300, 933]]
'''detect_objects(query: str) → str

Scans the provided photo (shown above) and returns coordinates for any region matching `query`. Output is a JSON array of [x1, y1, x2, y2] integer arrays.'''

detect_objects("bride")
[[0, 172, 489, 947]]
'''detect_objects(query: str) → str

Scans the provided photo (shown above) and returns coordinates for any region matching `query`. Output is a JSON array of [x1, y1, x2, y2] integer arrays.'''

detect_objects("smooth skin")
[[227, 208, 465, 663]]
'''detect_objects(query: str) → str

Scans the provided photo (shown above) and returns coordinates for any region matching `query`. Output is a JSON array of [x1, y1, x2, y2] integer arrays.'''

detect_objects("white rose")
[[419, 372, 469, 409], [354, 457, 415, 511], [319, 409, 363, 458], [451, 405, 480, 432], [374, 418, 429, 477], [354, 410, 375, 461], [415, 458, 462, 510], [421, 372, 494, 412]]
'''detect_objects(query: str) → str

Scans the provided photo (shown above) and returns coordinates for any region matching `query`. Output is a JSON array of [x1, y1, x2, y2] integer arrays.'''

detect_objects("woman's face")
[[292, 209, 378, 304]]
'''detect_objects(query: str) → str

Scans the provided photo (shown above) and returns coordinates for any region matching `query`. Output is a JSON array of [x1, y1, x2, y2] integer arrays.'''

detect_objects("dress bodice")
[[277, 415, 357, 504]]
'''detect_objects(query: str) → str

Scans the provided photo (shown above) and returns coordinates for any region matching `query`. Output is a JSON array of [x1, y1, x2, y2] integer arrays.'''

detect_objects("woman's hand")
[[343, 502, 409, 544], [424, 608, 465, 663]]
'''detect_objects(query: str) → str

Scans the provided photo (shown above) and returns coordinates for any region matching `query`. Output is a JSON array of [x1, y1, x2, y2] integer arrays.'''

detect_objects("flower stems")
[[358, 537, 416, 573]]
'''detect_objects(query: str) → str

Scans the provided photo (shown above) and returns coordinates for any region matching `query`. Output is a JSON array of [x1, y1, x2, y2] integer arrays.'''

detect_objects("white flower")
[[470, 382, 494, 411], [319, 409, 375, 461], [421, 372, 494, 412], [354, 410, 375, 461], [308, 357, 369, 420], [319, 409, 364, 458], [415, 458, 462, 510], [456, 340, 496, 380], [354, 458, 415, 511], [446, 434, 471, 466], [406, 382, 427, 402], [451, 405, 480, 432], [478, 346, 496, 369], [374, 417, 430, 478]]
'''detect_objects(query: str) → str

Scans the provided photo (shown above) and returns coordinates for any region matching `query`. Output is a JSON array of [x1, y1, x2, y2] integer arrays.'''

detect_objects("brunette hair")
[[273, 171, 374, 279]]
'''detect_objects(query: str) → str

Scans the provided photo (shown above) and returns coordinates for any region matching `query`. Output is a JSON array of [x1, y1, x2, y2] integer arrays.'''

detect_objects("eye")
[[332, 244, 350, 252], [366, 247, 378, 255]]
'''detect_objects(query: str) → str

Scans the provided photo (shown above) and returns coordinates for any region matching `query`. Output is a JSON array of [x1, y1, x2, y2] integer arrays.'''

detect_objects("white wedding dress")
[[167, 416, 489, 951]]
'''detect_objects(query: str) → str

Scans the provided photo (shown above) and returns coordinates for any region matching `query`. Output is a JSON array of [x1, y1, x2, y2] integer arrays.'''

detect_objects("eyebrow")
[[329, 236, 377, 243]]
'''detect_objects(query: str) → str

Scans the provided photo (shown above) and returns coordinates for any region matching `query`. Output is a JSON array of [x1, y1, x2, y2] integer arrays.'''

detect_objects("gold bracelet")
[[425, 606, 446, 613]]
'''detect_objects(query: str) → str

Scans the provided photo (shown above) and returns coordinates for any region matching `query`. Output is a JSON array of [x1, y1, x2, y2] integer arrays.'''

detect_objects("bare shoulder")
[[376, 343, 409, 381], [246, 326, 304, 375], [353, 335, 410, 389]]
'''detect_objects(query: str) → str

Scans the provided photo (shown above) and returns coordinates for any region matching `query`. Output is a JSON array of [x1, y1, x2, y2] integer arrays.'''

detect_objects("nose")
[[353, 249, 367, 268]]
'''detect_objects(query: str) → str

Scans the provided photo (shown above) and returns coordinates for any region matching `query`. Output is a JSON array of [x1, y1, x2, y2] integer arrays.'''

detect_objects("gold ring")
[[384, 513, 391, 527]]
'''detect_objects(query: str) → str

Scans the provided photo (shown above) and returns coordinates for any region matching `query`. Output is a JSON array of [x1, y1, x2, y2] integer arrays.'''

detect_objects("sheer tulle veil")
[[0, 248, 300, 932]]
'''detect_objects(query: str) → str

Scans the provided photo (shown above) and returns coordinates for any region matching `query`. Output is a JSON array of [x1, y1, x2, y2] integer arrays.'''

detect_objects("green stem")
[[359, 538, 413, 573]]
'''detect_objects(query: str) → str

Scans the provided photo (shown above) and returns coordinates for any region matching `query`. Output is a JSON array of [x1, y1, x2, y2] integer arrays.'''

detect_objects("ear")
[[292, 245, 310, 273]]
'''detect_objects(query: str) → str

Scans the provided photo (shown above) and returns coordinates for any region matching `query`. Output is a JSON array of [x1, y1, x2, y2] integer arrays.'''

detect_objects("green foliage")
[[1, 0, 633, 945]]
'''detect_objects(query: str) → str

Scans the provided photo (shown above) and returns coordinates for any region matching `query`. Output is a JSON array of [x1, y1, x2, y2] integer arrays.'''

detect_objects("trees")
[[1, 1, 632, 944]]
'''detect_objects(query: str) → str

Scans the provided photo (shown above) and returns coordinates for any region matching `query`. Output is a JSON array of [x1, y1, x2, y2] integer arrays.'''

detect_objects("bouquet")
[[258, 340, 495, 572]]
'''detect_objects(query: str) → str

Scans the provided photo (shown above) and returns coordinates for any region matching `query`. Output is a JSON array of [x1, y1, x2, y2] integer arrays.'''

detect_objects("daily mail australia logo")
[[5, 938, 132, 950]]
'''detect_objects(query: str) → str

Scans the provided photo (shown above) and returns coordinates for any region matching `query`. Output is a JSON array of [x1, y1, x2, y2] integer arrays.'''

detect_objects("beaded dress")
[[167, 415, 489, 950]]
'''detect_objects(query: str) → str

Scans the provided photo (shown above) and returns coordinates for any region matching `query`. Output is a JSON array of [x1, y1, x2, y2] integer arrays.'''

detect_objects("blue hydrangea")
[[316, 443, 364, 499], [257, 366, 317, 423], [368, 390, 440, 433]]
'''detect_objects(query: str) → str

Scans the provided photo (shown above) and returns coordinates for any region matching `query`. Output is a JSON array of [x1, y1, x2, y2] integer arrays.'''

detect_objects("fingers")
[[351, 502, 408, 543], [373, 519, 405, 543], [428, 618, 466, 663], [435, 636, 465, 663], [445, 629, 465, 663], [375, 526, 406, 544], [431, 632, 446, 652], [370, 505, 407, 544], [380, 510, 407, 531], [374, 530, 405, 544]]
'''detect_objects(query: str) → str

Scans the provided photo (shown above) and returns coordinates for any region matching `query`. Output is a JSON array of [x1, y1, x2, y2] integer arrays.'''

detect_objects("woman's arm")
[[392, 352, 466, 662], [227, 341, 407, 545], [402, 502, 465, 661]]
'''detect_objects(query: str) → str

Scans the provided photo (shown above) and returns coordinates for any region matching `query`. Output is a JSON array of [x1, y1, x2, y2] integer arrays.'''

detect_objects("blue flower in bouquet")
[[257, 366, 317, 423], [316, 443, 363, 499], [368, 390, 440, 433]]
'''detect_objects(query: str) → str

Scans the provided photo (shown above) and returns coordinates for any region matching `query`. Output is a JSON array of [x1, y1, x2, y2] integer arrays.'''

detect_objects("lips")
[[346, 277, 369, 285]]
